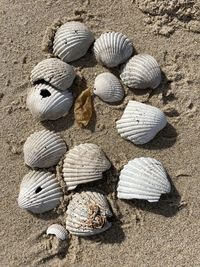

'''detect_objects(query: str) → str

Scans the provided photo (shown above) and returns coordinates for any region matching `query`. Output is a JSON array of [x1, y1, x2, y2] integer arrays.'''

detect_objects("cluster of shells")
[[18, 21, 173, 241]]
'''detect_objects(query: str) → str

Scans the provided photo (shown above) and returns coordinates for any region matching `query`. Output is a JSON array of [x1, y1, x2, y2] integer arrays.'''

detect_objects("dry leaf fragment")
[[74, 87, 93, 127]]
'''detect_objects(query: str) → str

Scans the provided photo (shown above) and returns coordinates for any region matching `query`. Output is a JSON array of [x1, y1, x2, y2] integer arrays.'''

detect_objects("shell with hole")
[[93, 31, 133, 68], [117, 157, 171, 202], [30, 58, 76, 91], [26, 83, 73, 121], [23, 130, 67, 168], [46, 224, 68, 240], [66, 190, 113, 236], [18, 170, 63, 214], [53, 21, 94, 62], [120, 54, 161, 89], [94, 72, 124, 103], [116, 100, 167, 145], [62, 143, 111, 190]]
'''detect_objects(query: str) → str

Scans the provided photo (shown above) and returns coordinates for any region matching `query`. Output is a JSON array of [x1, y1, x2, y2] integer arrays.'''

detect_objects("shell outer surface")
[[46, 224, 68, 240], [30, 58, 76, 91], [94, 72, 124, 103], [23, 130, 67, 168], [18, 170, 63, 214], [120, 54, 161, 89], [26, 83, 73, 121], [94, 31, 133, 67], [62, 143, 111, 191], [66, 190, 113, 236], [116, 100, 167, 145], [53, 21, 94, 62], [117, 157, 171, 202]]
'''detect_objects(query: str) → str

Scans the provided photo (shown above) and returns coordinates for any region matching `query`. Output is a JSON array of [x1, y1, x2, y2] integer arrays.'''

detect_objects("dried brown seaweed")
[[74, 87, 93, 127]]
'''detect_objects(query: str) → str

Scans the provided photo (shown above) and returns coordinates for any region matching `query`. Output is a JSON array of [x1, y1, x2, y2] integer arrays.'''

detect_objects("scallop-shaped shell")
[[93, 32, 133, 68], [117, 157, 171, 202], [53, 21, 94, 62], [18, 170, 63, 213], [120, 54, 161, 89], [66, 190, 113, 236], [62, 143, 111, 190], [23, 130, 67, 168], [26, 83, 73, 121], [30, 58, 76, 91], [116, 100, 167, 145], [46, 224, 68, 240], [94, 72, 124, 103]]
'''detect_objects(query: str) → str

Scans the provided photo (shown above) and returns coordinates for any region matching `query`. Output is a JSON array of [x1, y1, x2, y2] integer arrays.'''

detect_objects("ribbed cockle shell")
[[26, 83, 73, 121], [94, 31, 133, 67], [30, 58, 76, 91], [66, 190, 113, 236], [53, 21, 94, 62], [116, 100, 167, 145], [18, 170, 63, 214], [62, 143, 111, 190], [117, 157, 171, 202], [120, 54, 161, 89], [94, 72, 124, 103], [23, 130, 67, 168]]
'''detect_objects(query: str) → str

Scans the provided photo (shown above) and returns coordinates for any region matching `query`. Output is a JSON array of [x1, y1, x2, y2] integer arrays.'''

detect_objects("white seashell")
[[66, 190, 113, 236], [46, 224, 68, 240], [62, 143, 111, 190], [30, 58, 76, 91], [116, 100, 167, 145], [94, 72, 124, 103], [120, 54, 161, 89], [53, 21, 94, 62], [18, 170, 63, 213], [23, 130, 67, 168], [93, 32, 133, 68], [117, 157, 171, 202], [26, 83, 73, 121]]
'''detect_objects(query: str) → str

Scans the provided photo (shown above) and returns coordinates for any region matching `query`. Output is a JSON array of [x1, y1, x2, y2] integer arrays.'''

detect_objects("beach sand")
[[0, 0, 200, 266]]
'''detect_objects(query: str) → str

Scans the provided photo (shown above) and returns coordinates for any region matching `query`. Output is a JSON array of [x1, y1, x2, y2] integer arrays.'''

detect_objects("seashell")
[[66, 190, 113, 236], [116, 100, 167, 145], [93, 32, 133, 68], [120, 54, 161, 89], [26, 83, 73, 121], [46, 224, 68, 240], [117, 157, 171, 202], [18, 170, 63, 213], [94, 72, 124, 103], [53, 21, 94, 62], [23, 130, 67, 168], [30, 58, 76, 91], [62, 143, 111, 190]]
